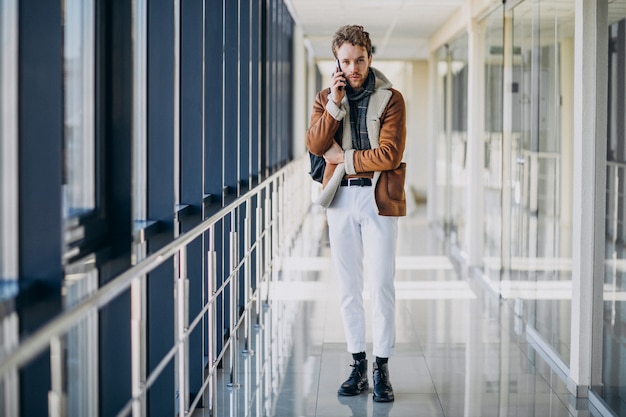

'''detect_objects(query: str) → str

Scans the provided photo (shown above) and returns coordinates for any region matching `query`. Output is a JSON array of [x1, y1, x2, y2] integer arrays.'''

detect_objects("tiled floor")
[[194, 206, 592, 417]]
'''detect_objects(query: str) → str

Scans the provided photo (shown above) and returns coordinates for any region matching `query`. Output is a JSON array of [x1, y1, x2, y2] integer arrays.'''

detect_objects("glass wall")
[[503, 0, 574, 361], [62, 2, 99, 415], [434, 34, 468, 246], [599, 3, 626, 414], [63, 0, 96, 219], [473, 0, 574, 360], [482, 7, 505, 279]]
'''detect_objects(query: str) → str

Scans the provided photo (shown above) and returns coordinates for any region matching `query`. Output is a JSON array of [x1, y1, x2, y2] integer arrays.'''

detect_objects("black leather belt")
[[340, 178, 372, 187]]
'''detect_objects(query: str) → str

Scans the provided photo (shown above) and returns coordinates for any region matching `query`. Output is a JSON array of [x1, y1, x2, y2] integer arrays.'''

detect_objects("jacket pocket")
[[385, 162, 406, 201]]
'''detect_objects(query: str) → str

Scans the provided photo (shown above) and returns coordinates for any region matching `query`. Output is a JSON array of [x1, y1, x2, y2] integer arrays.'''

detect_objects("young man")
[[306, 25, 407, 402]]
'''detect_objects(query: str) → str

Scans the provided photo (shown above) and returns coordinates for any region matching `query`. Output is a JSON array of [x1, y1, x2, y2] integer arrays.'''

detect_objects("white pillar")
[[570, 0, 607, 397], [501, 11, 514, 273], [427, 51, 439, 225], [464, 16, 485, 267]]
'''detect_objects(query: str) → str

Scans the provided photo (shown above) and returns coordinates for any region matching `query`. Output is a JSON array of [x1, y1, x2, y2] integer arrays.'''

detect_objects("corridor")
[[199, 206, 581, 417]]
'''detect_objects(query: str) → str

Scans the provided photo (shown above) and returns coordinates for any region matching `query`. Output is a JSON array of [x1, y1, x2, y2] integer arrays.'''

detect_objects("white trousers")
[[326, 185, 398, 358]]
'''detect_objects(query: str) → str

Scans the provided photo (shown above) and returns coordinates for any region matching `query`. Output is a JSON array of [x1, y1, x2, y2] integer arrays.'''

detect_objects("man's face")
[[336, 43, 372, 90]]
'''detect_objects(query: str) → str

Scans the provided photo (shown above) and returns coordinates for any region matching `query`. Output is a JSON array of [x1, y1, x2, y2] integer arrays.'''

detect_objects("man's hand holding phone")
[[332, 58, 346, 106]]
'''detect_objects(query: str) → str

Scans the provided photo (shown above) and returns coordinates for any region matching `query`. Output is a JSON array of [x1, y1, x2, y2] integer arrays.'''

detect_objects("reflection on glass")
[[449, 35, 468, 249], [505, 0, 574, 362], [434, 35, 468, 246], [602, 7, 626, 414], [435, 46, 448, 230], [482, 0, 574, 364], [63, 0, 95, 218], [483, 8, 504, 276]]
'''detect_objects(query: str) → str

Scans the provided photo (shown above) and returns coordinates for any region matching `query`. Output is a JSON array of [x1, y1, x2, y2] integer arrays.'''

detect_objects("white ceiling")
[[284, 0, 464, 61]]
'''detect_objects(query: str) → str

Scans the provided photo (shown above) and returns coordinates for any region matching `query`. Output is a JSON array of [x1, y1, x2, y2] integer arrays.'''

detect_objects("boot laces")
[[374, 364, 389, 386], [348, 362, 363, 382]]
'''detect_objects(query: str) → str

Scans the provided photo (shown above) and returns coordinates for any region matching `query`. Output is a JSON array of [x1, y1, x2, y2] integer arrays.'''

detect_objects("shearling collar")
[[370, 67, 392, 91]]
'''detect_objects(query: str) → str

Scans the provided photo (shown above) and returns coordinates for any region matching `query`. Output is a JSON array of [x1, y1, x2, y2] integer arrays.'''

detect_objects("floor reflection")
[[194, 207, 591, 417]]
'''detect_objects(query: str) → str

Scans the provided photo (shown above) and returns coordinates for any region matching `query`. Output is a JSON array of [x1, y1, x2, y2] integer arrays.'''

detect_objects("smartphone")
[[335, 58, 344, 91]]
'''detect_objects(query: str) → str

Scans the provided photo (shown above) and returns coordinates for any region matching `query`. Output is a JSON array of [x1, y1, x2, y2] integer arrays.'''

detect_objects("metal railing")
[[0, 156, 311, 416]]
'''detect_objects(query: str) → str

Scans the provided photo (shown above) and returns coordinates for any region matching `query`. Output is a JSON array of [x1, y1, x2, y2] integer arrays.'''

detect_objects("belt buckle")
[[350, 178, 369, 187]]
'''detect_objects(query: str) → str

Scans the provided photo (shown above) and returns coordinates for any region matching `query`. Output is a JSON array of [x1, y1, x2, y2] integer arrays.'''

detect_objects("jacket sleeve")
[[306, 90, 346, 156], [344, 90, 406, 174]]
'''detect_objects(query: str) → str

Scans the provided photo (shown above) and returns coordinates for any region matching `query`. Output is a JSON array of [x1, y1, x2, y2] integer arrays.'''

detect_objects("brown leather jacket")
[[306, 68, 407, 216]]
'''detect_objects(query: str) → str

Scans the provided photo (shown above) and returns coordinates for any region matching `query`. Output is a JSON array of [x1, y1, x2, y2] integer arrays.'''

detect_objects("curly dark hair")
[[331, 25, 372, 58]]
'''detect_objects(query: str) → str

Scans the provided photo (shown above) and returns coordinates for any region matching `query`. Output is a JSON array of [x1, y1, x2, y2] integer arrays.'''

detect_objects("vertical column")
[[569, 0, 607, 397], [132, 0, 148, 225], [291, 24, 307, 159], [18, 0, 63, 287], [427, 51, 439, 224], [465, 16, 485, 267], [130, 277, 146, 416], [176, 247, 189, 415], [250, 0, 261, 187], [242, 199, 254, 355], [181, 0, 205, 399], [204, 0, 225, 212], [259, 0, 268, 178], [0, 0, 18, 280], [17, 0, 64, 414], [146, 0, 176, 413], [97, 0, 133, 413], [240, 0, 252, 193], [131, 1, 147, 412], [501, 9, 514, 274], [223, 0, 239, 203], [205, 226, 217, 413], [444, 47, 453, 233], [227, 216, 240, 388]]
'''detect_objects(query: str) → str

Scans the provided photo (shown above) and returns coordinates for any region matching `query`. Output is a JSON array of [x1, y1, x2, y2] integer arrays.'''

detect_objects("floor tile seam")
[[416, 339, 448, 417], [396, 299, 424, 340], [316, 342, 335, 417]]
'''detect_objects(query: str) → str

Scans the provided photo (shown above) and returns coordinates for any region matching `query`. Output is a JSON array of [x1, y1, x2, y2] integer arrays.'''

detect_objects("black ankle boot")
[[372, 362, 394, 402], [337, 358, 369, 396]]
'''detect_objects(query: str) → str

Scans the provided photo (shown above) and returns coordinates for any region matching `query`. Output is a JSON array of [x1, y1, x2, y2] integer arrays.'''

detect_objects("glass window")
[[132, 0, 147, 228], [482, 6, 504, 280], [433, 34, 468, 244], [63, 0, 96, 218], [448, 35, 468, 248], [481, 0, 575, 362], [600, 3, 626, 414], [0, 0, 18, 280], [505, 0, 574, 361]]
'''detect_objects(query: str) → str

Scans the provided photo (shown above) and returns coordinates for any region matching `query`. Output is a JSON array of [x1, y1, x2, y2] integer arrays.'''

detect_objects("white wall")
[[404, 60, 430, 202]]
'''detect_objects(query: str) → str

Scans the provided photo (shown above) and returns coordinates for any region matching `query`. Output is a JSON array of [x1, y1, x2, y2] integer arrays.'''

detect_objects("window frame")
[[0, 0, 19, 280]]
